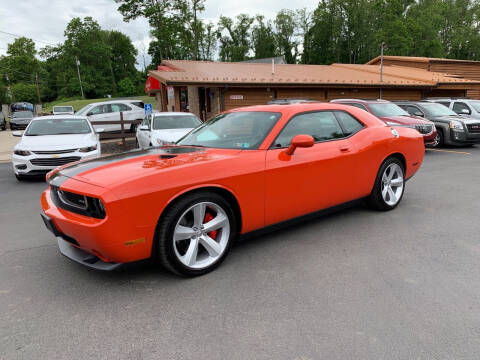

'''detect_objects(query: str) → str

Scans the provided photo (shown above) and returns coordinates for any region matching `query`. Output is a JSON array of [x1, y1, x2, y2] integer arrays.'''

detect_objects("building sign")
[[167, 86, 175, 100], [230, 95, 244, 100]]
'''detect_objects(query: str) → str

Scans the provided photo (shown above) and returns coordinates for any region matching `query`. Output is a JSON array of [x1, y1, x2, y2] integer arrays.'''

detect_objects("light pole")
[[76, 57, 84, 99]]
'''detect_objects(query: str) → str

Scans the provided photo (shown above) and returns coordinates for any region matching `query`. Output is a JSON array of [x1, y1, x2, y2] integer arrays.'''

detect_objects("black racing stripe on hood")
[[57, 146, 205, 179]]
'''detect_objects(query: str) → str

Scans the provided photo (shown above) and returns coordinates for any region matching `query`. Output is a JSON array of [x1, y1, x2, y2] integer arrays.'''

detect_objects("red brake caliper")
[[203, 213, 217, 239]]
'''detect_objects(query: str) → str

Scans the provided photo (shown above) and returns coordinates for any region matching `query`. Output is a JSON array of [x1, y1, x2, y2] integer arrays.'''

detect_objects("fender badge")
[[124, 237, 146, 246], [391, 128, 399, 138]]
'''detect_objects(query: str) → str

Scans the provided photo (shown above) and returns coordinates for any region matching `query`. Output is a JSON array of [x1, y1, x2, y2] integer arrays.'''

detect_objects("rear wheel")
[[156, 192, 237, 276], [368, 157, 405, 211]]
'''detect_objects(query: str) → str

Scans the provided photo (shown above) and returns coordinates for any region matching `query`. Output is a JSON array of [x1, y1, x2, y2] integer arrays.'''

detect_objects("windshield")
[[13, 111, 33, 118], [421, 103, 457, 117], [153, 115, 201, 130], [470, 100, 480, 113], [177, 111, 281, 150], [75, 104, 94, 116], [25, 118, 91, 136], [54, 106, 73, 112], [369, 103, 409, 117]]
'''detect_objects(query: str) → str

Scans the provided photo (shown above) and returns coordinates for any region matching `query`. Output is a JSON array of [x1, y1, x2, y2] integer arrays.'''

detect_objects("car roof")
[[331, 99, 391, 104], [53, 105, 74, 108], [151, 111, 198, 117], [84, 99, 143, 106], [32, 115, 88, 121]]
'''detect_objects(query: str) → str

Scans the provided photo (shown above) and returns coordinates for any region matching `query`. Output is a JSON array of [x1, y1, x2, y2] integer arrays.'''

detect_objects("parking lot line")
[[426, 148, 471, 155]]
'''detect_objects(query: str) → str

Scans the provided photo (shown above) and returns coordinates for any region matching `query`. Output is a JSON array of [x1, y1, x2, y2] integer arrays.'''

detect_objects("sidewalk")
[[0, 130, 19, 163]]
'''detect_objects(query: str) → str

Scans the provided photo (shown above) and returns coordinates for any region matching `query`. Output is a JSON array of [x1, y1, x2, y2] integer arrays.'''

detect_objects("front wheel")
[[156, 192, 237, 276], [434, 129, 444, 148], [368, 157, 405, 211]]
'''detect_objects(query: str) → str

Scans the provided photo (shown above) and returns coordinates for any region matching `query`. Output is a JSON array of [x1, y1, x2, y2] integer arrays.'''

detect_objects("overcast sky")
[[0, 0, 317, 67]]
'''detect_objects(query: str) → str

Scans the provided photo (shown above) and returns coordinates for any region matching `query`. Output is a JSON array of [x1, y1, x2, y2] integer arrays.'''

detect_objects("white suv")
[[426, 98, 480, 121], [75, 100, 145, 132]]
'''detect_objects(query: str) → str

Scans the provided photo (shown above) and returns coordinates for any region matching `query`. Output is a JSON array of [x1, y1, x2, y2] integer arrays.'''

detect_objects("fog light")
[[15, 164, 27, 170]]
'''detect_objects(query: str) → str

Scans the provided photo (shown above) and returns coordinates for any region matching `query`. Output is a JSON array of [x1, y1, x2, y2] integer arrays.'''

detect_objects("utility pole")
[[35, 73, 41, 105], [380, 42, 385, 83], [75, 57, 84, 99]]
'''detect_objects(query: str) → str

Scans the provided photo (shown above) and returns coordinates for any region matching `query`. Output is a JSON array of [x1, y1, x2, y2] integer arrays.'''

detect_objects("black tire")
[[130, 123, 138, 133], [435, 128, 444, 147], [156, 191, 237, 277], [368, 157, 405, 211]]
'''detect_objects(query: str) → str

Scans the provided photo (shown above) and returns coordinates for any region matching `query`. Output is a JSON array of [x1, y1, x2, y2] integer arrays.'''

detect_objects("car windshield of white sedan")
[[177, 111, 281, 149], [25, 119, 91, 136], [13, 111, 33, 118], [421, 103, 457, 117], [54, 106, 73, 112], [153, 115, 201, 130], [369, 103, 409, 117], [75, 105, 93, 116]]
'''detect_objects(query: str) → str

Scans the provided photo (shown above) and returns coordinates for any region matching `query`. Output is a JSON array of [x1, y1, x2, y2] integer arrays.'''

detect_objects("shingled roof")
[[148, 60, 480, 88]]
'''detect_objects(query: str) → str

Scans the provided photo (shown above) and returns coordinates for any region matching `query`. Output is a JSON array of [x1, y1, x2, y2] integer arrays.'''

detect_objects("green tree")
[[11, 83, 37, 103], [274, 10, 299, 64], [117, 77, 137, 96], [251, 16, 277, 59], [218, 14, 254, 61]]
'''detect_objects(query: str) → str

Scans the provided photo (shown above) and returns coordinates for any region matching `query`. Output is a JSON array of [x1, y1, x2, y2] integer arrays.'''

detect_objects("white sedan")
[[136, 112, 202, 148], [12, 116, 103, 181]]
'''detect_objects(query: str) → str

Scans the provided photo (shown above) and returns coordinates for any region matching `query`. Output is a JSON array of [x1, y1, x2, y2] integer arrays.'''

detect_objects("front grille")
[[33, 149, 78, 155], [30, 157, 80, 166], [466, 123, 480, 133], [414, 124, 434, 135]]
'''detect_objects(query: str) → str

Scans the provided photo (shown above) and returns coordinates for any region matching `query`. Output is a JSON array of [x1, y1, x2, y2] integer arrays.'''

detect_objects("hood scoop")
[[159, 154, 177, 159]]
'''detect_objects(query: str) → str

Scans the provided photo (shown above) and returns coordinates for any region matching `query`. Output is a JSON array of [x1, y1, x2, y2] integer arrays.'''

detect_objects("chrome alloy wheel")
[[381, 163, 404, 206], [173, 202, 230, 269]]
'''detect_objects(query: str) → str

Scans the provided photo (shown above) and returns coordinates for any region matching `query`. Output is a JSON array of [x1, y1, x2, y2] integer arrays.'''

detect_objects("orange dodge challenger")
[[41, 103, 425, 276]]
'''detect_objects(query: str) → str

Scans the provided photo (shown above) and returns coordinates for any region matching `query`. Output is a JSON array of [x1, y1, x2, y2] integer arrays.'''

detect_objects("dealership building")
[[145, 59, 480, 120]]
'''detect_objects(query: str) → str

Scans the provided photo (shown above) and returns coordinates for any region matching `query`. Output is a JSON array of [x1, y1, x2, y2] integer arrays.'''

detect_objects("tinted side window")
[[335, 111, 364, 135], [406, 105, 423, 116], [90, 104, 110, 115], [453, 102, 471, 115], [438, 102, 450, 108], [274, 111, 344, 148], [131, 102, 144, 109], [343, 103, 369, 111], [111, 103, 131, 112]]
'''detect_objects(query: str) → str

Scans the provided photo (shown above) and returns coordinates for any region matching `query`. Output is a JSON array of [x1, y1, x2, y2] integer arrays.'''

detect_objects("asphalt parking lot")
[[1, 147, 480, 360]]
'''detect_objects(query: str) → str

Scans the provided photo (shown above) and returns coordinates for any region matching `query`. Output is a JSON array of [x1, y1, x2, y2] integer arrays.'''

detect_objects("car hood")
[[379, 115, 432, 125], [11, 117, 33, 121], [150, 128, 193, 143], [54, 146, 242, 188], [18, 133, 97, 150]]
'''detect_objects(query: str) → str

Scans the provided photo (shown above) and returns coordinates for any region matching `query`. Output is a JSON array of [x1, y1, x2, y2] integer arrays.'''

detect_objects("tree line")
[[1, 0, 480, 105]]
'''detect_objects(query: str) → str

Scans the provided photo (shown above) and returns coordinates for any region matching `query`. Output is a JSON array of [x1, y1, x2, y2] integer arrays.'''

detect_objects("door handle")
[[339, 146, 350, 152]]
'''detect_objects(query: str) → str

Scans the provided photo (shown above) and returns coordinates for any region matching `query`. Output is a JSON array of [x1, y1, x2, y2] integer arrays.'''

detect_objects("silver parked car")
[[425, 98, 480, 120], [10, 111, 34, 130]]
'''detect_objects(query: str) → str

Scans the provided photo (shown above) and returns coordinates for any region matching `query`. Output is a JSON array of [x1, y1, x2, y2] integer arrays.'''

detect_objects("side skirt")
[[239, 198, 365, 242]]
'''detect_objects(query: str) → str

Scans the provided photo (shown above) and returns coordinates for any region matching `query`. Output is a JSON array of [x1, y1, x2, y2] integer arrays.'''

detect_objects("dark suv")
[[330, 99, 437, 146], [394, 101, 480, 146]]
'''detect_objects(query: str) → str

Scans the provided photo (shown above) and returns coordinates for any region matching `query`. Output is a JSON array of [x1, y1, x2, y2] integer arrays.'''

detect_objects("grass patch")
[[42, 95, 157, 113]]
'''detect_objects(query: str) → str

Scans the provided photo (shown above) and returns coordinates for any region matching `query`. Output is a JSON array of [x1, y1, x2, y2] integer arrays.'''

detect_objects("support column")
[[187, 86, 200, 118]]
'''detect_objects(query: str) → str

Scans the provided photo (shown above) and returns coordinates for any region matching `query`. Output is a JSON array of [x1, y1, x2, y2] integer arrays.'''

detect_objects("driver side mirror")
[[95, 128, 105, 133], [87, 111, 94, 116], [285, 134, 314, 155], [12, 131, 23, 137], [414, 112, 424, 117], [460, 108, 470, 115], [139, 125, 149, 131]]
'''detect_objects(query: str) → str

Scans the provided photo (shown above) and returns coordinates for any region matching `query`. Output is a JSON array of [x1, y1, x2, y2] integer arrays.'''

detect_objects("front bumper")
[[12, 150, 100, 176], [41, 185, 156, 267], [449, 129, 480, 144], [40, 212, 121, 270], [422, 129, 437, 146]]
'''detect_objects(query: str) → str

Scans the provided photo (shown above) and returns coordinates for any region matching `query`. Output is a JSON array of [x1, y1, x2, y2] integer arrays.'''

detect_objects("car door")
[[88, 104, 113, 131], [403, 105, 425, 118], [136, 115, 152, 148], [264, 110, 360, 226], [109, 103, 131, 131]]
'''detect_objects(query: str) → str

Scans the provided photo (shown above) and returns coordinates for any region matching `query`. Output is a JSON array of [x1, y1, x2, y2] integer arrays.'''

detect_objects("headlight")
[[449, 121, 464, 131], [79, 145, 97, 152], [156, 139, 173, 145], [156, 138, 164, 145], [14, 150, 31, 156]]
